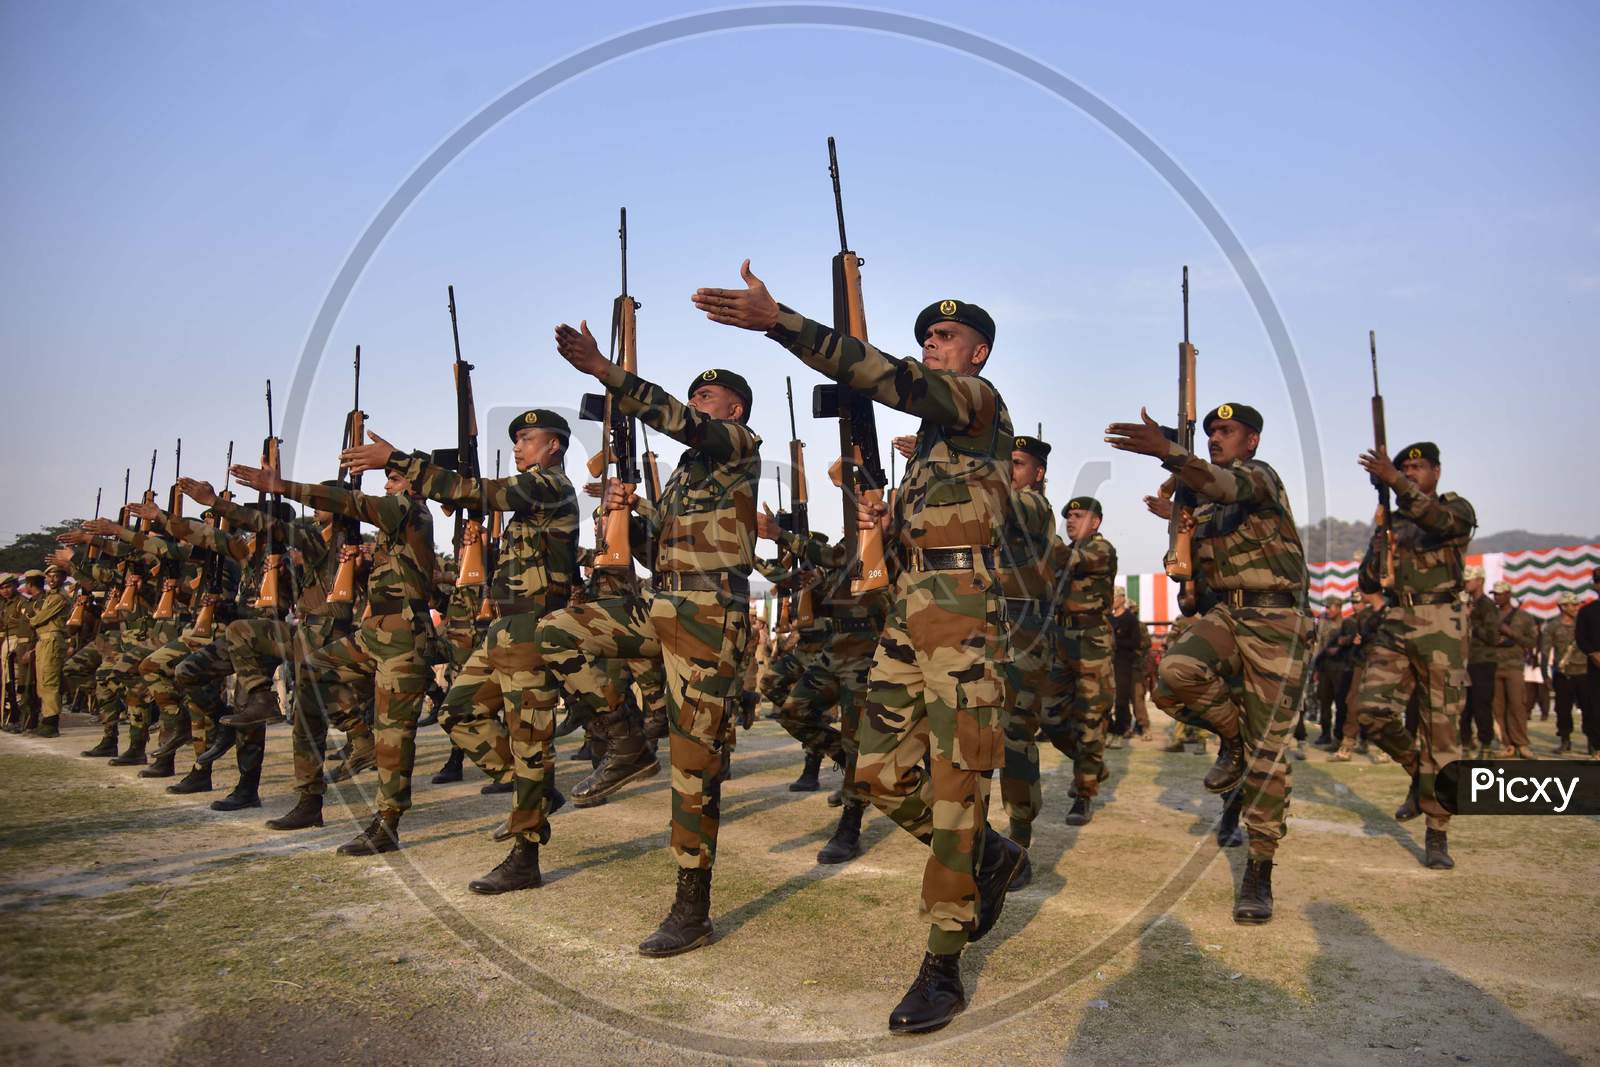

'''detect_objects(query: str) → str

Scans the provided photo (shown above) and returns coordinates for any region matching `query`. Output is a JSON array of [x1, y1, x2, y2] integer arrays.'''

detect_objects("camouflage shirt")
[[1542, 615, 1587, 676], [175, 504, 309, 621], [1160, 442, 1306, 597], [778, 528, 893, 624], [283, 482, 435, 617], [600, 365, 762, 576], [767, 308, 1013, 555], [390, 453, 578, 613], [217, 503, 349, 621], [1049, 530, 1119, 618], [1466, 594, 1499, 665], [1359, 489, 1476, 596], [1490, 606, 1538, 670], [996, 487, 1056, 601]]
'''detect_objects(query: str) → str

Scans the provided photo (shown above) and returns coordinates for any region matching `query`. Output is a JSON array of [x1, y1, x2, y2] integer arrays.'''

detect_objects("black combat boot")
[[572, 717, 659, 807], [1216, 787, 1246, 848], [481, 778, 514, 795], [338, 810, 401, 855], [1394, 772, 1422, 822], [148, 727, 192, 762], [638, 868, 714, 957], [570, 736, 595, 762], [1203, 731, 1247, 793], [789, 750, 823, 792], [166, 765, 213, 794], [553, 705, 581, 738], [468, 839, 543, 895], [195, 721, 236, 767], [109, 737, 148, 766], [326, 729, 376, 783], [431, 746, 465, 784], [1064, 795, 1094, 826], [817, 802, 865, 865], [1424, 828, 1454, 869], [1009, 818, 1032, 850], [1233, 856, 1274, 923], [210, 763, 262, 811], [643, 704, 668, 741], [970, 826, 1026, 942], [31, 717, 60, 738], [81, 726, 119, 758], [888, 952, 966, 1034], [137, 749, 177, 779], [219, 686, 282, 729], [266, 793, 324, 830]]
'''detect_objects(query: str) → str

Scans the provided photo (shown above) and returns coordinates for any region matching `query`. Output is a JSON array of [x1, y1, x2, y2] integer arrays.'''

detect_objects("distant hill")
[[1297, 518, 1598, 562]]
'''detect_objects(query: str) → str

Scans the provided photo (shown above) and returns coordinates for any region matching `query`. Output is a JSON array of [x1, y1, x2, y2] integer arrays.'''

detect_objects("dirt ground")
[[0, 710, 1595, 1066]]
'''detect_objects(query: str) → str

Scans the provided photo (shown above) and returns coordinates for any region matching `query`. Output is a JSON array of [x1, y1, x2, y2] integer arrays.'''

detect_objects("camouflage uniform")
[[390, 450, 579, 844], [1151, 444, 1312, 860], [767, 307, 1012, 954], [1354, 488, 1476, 831], [539, 366, 760, 870], [1489, 603, 1538, 752], [1043, 528, 1118, 799], [280, 480, 436, 818], [771, 540, 855, 762], [994, 484, 1056, 833]]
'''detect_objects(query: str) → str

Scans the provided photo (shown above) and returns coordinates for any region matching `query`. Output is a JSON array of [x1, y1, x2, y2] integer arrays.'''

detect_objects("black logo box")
[[1438, 761, 1600, 816]]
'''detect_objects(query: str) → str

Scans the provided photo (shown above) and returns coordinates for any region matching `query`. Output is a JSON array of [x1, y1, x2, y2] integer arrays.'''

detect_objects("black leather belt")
[[830, 617, 879, 634], [1400, 591, 1458, 607], [653, 571, 751, 600], [1062, 611, 1109, 629], [366, 597, 406, 616], [1219, 590, 1299, 609], [911, 547, 993, 572], [1005, 597, 1047, 621], [497, 593, 568, 615]]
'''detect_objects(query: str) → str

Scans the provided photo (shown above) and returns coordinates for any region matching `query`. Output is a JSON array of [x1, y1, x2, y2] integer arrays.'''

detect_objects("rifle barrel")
[[354, 344, 362, 409], [619, 207, 628, 297], [827, 136, 849, 252]]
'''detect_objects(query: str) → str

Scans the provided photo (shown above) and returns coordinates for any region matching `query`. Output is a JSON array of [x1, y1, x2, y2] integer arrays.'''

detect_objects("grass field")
[[0, 711, 1595, 1065]]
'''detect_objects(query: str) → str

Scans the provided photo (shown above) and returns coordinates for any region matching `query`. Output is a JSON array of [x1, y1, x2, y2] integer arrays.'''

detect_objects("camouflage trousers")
[[1356, 601, 1467, 831], [1042, 619, 1115, 798], [1154, 605, 1312, 859], [758, 632, 806, 711], [853, 568, 1009, 955], [303, 613, 429, 815], [776, 626, 845, 762], [138, 634, 206, 754], [102, 621, 181, 744], [1000, 611, 1052, 828], [539, 586, 749, 870], [63, 641, 104, 719], [34, 631, 65, 723], [539, 591, 663, 728], [780, 622, 881, 779], [444, 609, 562, 845]]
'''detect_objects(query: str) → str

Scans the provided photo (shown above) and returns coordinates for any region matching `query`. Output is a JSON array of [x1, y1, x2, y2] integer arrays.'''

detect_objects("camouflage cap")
[[914, 298, 995, 348], [508, 408, 571, 441], [1202, 402, 1264, 435], [1463, 564, 1485, 580], [1397, 441, 1440, 465], [1063, 496, 1103, 517], [688, 369, 753, 421], [1011, 434, 1051, 467], [1492, 580, 1512, 594]]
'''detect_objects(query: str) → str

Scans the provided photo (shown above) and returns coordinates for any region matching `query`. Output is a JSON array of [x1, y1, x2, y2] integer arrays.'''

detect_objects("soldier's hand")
[[892, 434, 917, 460], [1358, 447, 1402, 489], [48, 548, 75, 568], [82, 518, 119, 537], [342, 432, 398, 475], [554, 321, 609, 378], [691, 260, 780, 332], [858, 494, 887, 531], [602, 477, 637, 513], [582, 481, 603, 499], [57, 529, 91, 546], [178, 478, 217, 506], [756, 505, 781, 542], [1143, 494, 1174, 520], [1105, 409, 1170, 458], [130, 501, 162, 522], [231, 464, 286, 495]]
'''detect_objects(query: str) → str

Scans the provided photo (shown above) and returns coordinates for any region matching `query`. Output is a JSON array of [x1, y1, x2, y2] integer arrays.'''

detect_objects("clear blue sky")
[[2, 1, 1596, 567]]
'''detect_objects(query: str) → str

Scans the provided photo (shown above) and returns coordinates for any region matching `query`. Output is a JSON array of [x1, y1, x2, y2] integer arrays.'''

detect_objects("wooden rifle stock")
[[789, 434, 816, 626], [255, 434, 284, 611], [596, 211, 638, 570], [838, 253, 888, 595], [1369, 331, 1396, 592], [1164, 266, 1197, 584]]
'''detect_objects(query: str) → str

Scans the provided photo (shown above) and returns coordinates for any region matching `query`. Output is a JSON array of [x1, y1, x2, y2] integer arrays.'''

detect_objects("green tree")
[[0, 520, 84, 574]]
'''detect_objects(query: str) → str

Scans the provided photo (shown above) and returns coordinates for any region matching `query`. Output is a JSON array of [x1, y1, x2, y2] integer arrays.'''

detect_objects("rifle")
[[581, 208, 641, 571], [1163, 266, 1198, 596], [785, 377, 816, 626], [440, 287, 491, 596], [640, 424, 662, 506], [116, 449, 158, 616], [814, 136, 888, 595], [67, 488, 102, 631], [255, 379, 286, 611], [138, 448, 158, 532], [101, 468, 131, 624], [329, 345, 365, 605], [152, 439, 183, 620], [193, 443, 234, 639], [475, 450, 503, 624], [1369, 330, 1396, 595], [887, 443, 897, 511]]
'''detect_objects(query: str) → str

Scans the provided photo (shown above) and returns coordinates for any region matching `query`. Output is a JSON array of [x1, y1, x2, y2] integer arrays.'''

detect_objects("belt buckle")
[[910, 548, 925, 572], [1225, 589, 1243, 609]]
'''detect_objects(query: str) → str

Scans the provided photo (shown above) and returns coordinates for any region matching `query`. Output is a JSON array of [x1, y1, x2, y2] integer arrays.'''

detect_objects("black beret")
[[914, 299, 995, 349], [1202, 402, 1264, 435], [1396, 441, 1440, 465], [508, 408, 571, 441], [1011, 435, 1051, 467], [1063, 496, 1103, 517], [688, 369, 752, 421]]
